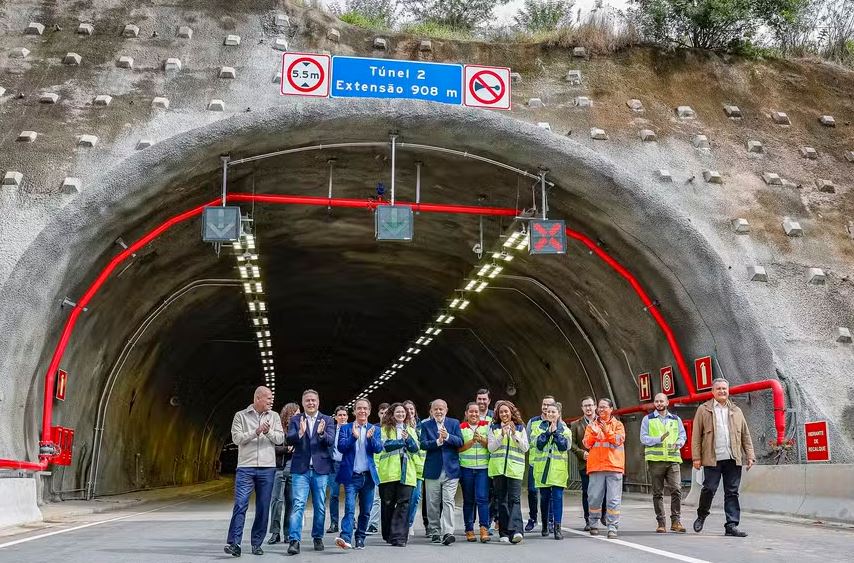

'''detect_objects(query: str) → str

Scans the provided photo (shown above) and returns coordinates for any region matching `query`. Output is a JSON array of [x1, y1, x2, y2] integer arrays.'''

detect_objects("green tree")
[[515, 0, 575, 32], [629, 0, 802, 51], [400, 0, 511, 30]]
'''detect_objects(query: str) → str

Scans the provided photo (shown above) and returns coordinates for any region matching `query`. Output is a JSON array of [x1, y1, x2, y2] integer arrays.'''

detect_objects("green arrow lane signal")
[[376, 205, 413, 241]]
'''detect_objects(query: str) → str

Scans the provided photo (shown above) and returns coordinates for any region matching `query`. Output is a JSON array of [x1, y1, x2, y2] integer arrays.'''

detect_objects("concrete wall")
[[686, 464, 854, 523], [0, 478, 43, 528]]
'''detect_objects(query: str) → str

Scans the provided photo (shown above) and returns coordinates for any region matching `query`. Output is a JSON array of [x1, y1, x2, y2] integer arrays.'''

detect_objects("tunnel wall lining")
[[0, 100, 806, 485]]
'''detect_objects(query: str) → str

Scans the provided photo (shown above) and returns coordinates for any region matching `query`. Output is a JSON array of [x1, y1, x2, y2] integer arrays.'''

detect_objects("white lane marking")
[[562, 527, 712, 563], [0, 490, 222, 550]]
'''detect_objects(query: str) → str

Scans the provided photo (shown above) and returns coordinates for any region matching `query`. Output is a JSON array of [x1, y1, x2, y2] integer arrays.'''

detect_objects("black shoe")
[[224, 544, 241, 557], [355, 538, 365, 550], [431, 535, 441, 544], [600, 515, 606, 526], [554, 528, 563, 540], [441, 533, 455, 546], [693, 517, 705, 533], [366, 525, 378, 535], [251, 546, 263, 555], [326, 523, 339, 534], [583, 524, 591, 531], [267, 533, 281, 545], [524, 518, 536, 532], [313, 538, 324, 551], [541, 526, 548, 537], [548, 521, 554, 533], [287, 540, 300, 555], [725, 526, 748, 537]]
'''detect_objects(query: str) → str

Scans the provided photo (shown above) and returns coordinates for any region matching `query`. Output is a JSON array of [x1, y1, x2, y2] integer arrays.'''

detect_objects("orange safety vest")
[[582, 417, 626, 474]]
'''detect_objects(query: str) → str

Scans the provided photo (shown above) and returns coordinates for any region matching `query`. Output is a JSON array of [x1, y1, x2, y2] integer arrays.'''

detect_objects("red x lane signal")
[[529, 220, 567, 255]]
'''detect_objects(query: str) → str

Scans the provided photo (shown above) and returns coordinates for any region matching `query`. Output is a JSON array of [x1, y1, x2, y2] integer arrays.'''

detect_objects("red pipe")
[[4, 194, 519, 471], [565, 227, 697, 396]]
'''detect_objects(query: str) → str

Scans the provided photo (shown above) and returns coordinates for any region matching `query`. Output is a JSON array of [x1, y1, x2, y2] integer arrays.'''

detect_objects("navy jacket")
[[335, 422, 383, 485], [419, 417, 464, 480], [287, 412, 336, 475]]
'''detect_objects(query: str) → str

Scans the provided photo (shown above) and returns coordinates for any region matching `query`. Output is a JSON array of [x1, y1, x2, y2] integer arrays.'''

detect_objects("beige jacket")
[[691, 399, 755, 467], [231, 405, 285, 468]]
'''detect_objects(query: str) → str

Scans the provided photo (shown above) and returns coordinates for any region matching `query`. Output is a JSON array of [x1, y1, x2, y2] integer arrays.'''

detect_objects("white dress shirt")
[[713, 401, 732, 461]]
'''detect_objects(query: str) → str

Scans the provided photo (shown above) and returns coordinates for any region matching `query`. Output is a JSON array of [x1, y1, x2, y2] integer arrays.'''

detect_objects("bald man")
[[420, 399, 464, 546], [225, 386, 285, 557], [640, 393, 687, 533]]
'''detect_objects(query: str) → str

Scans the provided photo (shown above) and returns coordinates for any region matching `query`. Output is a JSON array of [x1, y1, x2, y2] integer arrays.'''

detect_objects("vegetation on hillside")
[[325, 0, 854, 65]]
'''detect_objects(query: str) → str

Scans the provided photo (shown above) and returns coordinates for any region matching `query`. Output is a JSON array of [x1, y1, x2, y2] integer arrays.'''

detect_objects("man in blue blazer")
[[420, 399, 463, 546], [286, 389, 335, 555], [333, 398, 383, 550]]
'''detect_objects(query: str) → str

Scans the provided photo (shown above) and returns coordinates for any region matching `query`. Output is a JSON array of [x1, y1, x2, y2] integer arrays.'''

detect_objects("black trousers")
[[493, 475, 523, 537], [379, 481, 413, 545], [697, 459, 742, 527]]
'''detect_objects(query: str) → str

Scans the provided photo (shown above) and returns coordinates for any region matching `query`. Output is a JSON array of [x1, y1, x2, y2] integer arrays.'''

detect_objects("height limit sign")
[[281, 52, 330, 98], [464, 65, 511, 110]]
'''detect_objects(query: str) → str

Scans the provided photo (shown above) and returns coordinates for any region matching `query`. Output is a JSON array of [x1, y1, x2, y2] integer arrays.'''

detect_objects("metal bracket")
[[220, 154, 230, 207], [61, 297, 88, 312], [115, 237, 137, 258]]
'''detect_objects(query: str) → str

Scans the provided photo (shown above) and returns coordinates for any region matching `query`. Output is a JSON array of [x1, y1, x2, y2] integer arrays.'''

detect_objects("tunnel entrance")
[[1, 102, 780, 498]]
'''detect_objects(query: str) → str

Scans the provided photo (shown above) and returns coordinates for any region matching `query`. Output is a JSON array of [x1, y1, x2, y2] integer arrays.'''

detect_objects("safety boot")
[[656, 521, 666, 533], [465, 530, 476, 542], [479, 526, 490, 543], [671, 521, 686, 533]]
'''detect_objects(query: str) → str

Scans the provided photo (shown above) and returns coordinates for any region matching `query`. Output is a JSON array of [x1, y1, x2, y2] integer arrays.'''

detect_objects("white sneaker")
[[409, 526, 415, 536], [511, 533, 523, 544], [499, 536, 510, 543], [335, 537, 351, 550]]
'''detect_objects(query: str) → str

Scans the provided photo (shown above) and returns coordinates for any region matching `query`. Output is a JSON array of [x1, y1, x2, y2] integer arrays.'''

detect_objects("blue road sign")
[[332, 56, 462, 105]]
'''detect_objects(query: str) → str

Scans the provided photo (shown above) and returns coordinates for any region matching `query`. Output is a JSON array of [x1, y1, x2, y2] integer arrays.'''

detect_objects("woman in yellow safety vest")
[[459, 402, 491, 543], [532, 403, 571, 540], [488, 400, 529, 544], [377, 403, 420, 547], [403, 400, 425, 537]]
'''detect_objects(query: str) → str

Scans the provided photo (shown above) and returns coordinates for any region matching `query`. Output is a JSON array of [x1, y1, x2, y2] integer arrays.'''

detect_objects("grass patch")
[[400, 21, 475, 41], [338, 11, 390, 31]]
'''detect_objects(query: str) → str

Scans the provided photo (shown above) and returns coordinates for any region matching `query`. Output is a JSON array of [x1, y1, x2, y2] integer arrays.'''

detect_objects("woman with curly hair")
[[402, 400, 425, 537], [268, 402, 300, 545], [377, 402, 420, 546], [488, 400, 529, 544]]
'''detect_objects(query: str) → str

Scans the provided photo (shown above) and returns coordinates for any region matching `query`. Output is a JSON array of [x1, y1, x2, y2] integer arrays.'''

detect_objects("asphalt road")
[[1, 486, 851, 562]]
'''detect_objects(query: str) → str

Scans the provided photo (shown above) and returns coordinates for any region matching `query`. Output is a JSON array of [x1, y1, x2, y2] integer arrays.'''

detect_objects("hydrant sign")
[[804, 420, 830, 462]]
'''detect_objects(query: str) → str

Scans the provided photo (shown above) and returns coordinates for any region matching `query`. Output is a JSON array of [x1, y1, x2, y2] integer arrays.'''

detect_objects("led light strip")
[[233, 231, 277, 399], [345, 225, 530, 409]]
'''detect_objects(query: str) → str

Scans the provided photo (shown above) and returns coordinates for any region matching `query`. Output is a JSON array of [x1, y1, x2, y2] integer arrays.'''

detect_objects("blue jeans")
[[340, 473, 375, 544], [226, 467, 276, 548], [288, 469, 329, 541], [526, 466, 539, 521], [539, 486, 564, 525], [461, 467, 490, 531], [328, 461, 342, 526], [407, 478, 422, 528]]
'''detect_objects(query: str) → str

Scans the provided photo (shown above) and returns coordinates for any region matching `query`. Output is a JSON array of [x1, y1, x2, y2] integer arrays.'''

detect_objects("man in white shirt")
[[327, 406, 349, 534], [224, 386, 284, 557], [691, 378, 756, 537]]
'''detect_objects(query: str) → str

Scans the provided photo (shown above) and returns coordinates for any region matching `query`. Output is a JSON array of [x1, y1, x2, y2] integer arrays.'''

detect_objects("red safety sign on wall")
[[638, 373, 652, 402], [56, 369, 68, 401], [694, 356, 713, 391], [660, 365, 676, 396], [804, 420, 830, 462]]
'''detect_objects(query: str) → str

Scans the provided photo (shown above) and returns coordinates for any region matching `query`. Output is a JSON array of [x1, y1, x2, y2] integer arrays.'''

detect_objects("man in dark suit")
[[420, 399, 463, 546], [333, 398, 383, 550], [569, 396, 606, 531], [286, 389, 335, 555]]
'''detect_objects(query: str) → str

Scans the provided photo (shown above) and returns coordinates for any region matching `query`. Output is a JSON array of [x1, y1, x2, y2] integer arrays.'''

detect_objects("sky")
[[494, 0, 629, 25]]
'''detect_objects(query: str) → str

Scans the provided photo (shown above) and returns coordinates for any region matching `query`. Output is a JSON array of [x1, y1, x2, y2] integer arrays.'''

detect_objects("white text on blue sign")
[[331, 56, 462, 105]]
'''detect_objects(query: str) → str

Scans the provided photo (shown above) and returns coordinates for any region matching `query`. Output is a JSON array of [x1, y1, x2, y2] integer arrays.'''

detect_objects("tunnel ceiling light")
[[239, 266, 249, 278], [345, 220, 529, 407], [243, 283, 252, 293], [252, 318, 260, 326]]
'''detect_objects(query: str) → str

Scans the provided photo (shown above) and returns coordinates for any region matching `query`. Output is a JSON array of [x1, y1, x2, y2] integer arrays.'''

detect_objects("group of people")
[[223, 378, 756, 556]]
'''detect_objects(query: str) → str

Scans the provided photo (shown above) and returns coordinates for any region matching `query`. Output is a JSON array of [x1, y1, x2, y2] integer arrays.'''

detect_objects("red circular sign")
[[469, 70, 505, 105], [286, 57, 325, 93]]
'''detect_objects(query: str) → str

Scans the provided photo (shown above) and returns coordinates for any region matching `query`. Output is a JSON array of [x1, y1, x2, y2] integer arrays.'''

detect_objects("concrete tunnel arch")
[[0, 99, 781, 496]]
